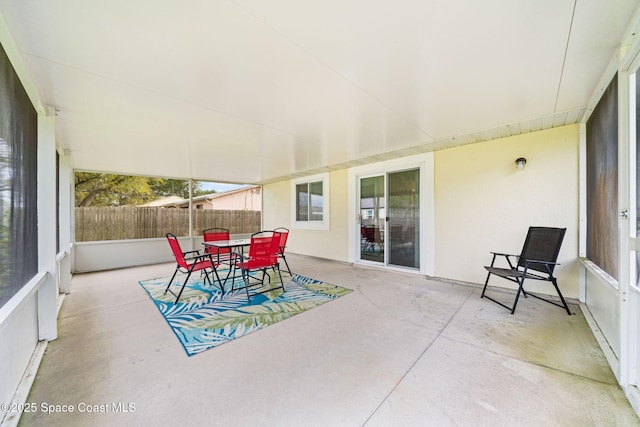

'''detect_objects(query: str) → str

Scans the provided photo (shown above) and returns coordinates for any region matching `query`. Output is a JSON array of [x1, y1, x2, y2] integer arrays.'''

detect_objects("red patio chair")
[[164, 233, 221, 304], [203, 228, 238, 284], [273, 227, 292, 275], [233, 230, 284, 301], [203, 228, 233, 261]]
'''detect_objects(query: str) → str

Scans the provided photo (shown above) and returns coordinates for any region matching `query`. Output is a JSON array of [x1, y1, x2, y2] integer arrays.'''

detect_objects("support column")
[[58, 152, 73, 293], [37, 107, 57, 341]]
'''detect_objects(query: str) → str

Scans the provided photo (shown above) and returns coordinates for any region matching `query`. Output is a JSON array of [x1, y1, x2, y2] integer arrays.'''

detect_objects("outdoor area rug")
[[139, 271, 352, 356]]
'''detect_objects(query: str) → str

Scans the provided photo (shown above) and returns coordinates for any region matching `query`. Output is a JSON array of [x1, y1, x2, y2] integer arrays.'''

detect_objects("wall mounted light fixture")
[[515, 157, 527, 170]]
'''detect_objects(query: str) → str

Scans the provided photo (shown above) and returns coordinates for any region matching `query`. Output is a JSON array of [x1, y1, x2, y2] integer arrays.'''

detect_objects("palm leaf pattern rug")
[[139, 271, 351, 356]]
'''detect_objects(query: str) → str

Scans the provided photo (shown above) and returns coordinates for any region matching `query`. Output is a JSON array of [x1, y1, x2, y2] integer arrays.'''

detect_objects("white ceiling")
[[0, 0, 638, 184]]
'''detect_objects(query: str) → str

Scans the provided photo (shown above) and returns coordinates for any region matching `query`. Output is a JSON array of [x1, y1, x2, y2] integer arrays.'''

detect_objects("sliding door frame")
[[347, 153, 434, 276]]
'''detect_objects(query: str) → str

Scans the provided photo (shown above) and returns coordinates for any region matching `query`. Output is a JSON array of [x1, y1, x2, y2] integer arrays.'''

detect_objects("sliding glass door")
[[358, 169, 420, 270], [387, 169, 420, 269]]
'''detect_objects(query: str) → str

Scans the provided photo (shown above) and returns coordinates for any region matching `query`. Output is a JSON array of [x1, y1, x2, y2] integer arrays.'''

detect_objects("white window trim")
[[291, 173, 330, 230]]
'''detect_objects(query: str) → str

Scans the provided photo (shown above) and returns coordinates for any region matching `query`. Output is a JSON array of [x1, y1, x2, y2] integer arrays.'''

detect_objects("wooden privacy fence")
[[75, 207, 261, 242]]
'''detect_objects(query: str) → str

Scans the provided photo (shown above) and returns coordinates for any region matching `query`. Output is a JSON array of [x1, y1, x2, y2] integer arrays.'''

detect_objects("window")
[[292, 173, 329, 230], [0, 43, 39, 309], [296, 182, 322, 221]]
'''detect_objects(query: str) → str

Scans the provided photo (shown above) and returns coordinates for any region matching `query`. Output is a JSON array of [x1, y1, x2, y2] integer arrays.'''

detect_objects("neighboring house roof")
[[139, 195, 186, 207], [205, 185, 258, 201]]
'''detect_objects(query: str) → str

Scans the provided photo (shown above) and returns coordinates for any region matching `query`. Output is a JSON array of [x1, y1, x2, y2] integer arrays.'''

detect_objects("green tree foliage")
[[147, 179, 212, 198], [193, 187, 212, 197], [149, 179, 191, 199], [75, 173, 210, 207], [75, 172, 154, 206]]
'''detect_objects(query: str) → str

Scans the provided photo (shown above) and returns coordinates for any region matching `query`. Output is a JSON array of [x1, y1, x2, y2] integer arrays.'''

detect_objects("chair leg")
[[481, 271, 492, 298], [481, 253, 500, 299], [165, 266, 180, 294], [231, 270, 237, 292], [241, 268, 251, 302], [231, 260, 242, 292], [221, 261, 234, 287], [481, 271, 522, 314], [209, 266, 225, 295], [551, 278, 572, 315], [172, 270, 193, 305], [281, 255, 292, 275], [275, 263, 285, 292], [203, 269, 214, 287], [227, 260, 235, 291], [510, 278, 525, 314]]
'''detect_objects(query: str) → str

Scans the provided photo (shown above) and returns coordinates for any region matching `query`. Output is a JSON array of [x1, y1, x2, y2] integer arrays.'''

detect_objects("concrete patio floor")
[[17, 254, 639, 426]]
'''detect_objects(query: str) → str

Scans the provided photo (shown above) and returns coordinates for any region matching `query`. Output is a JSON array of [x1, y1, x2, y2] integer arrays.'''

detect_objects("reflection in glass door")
[[388, 169, 420, 269], [359, 176, 385, 263]]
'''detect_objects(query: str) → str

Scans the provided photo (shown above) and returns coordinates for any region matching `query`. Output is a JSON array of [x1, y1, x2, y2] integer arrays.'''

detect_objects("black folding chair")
[[481, 227, 571, 315]]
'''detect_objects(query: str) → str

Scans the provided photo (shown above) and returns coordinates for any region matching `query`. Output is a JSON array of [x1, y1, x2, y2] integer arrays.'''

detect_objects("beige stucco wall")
[[434, 125, 580, 298], [263, 125, 580, 298], [263, 169, 350, 262]]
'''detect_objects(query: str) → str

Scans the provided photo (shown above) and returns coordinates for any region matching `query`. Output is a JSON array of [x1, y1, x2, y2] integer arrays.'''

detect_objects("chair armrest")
[[490, 252, 517, 258], [184, 251, 209, 262], [523, 259, 560, 266], [487, 252, 518, 269], [521, 259, 561, 276]]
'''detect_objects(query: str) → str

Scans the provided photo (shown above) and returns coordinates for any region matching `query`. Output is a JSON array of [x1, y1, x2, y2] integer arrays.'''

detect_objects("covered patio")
[[17, 254, 636, 426], [3, 1, 640, 425]]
